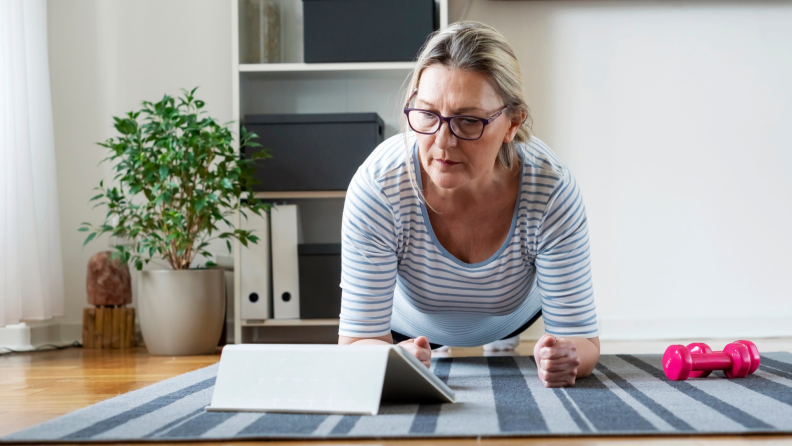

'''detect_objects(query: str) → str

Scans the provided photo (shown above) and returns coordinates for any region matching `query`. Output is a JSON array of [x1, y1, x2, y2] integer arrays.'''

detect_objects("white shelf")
[[239, 62, 415, 80], [254, 191, 346, 200], [243, 318, 340, 327], [240, 62, 415, 72], [231, 0, 449, 343]]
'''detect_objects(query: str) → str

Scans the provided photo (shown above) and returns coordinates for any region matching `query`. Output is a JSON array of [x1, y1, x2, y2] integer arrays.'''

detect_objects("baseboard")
[[1, 320, 141, 351], [518, 315, 792, 342], [598, 315, 792, 340], [65, 316, 792, 344], [58, 322, 84, 344], [59, 321, 234, 345], [6, 316, 789, 351], [59, 321, 146, 346], [0, 321, 62, 351]]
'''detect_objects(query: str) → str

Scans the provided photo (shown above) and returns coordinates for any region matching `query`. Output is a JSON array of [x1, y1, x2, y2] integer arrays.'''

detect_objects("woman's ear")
[[503, 110, 527, 143]]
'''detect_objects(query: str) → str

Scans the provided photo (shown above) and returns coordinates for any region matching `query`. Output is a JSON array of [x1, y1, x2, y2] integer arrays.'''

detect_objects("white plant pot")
[[138, 269, 225, 356]]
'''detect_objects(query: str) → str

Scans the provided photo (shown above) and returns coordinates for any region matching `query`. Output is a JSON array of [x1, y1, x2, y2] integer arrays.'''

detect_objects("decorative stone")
[[86, 251, 132, 306]]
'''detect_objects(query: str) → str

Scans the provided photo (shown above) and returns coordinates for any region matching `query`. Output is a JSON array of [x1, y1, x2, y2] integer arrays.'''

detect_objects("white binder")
[[270, 204, 301, 319], [206, 344, 456, 415], [239, 211, 271, 320]]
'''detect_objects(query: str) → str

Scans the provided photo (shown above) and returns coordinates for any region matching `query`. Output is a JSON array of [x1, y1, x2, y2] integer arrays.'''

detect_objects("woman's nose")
[[434, 119, 456, 149]]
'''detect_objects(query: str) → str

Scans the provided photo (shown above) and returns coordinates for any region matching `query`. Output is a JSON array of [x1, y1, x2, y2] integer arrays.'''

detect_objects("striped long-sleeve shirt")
[[339, 133, 599, 347]]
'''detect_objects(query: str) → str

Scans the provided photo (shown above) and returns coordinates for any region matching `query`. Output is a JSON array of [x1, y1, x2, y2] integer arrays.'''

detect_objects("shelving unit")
[[230, 0, 449, 344], [239, 62, 416, 80], [242, 318, 340, 326], [253, 191, 345, 200]]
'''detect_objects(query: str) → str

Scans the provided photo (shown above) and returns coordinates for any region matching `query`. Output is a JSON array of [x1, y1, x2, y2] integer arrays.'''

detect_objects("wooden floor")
[[2, 338, 792, 445]]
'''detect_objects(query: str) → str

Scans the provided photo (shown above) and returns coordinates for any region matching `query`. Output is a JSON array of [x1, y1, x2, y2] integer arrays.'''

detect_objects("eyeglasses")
[[403, 91, 508, 141]]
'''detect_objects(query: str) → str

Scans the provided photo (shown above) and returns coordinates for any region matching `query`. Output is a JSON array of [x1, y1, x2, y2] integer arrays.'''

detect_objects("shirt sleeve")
[[535, 168, 600, 338], [337, 169, 399, 338]]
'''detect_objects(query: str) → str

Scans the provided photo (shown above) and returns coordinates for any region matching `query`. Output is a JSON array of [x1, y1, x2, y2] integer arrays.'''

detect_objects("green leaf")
[[83, 87, 269, 268], [83, 232, 97, 247]]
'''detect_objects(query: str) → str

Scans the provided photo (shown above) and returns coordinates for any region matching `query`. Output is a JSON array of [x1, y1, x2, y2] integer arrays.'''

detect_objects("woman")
[[338, 21, 599, 388]]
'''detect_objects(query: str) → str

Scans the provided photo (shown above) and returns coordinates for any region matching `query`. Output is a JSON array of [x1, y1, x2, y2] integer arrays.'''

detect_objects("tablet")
[[206, 344, 456, 415]]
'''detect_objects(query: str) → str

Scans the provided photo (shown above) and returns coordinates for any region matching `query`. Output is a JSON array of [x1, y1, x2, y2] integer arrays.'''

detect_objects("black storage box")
[[244, 113, 384, 191], [303, 0, 436, 63], [298, 243, 342, 319]]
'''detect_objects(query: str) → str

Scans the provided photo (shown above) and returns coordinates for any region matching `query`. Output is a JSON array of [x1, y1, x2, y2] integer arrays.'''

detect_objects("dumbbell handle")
[[690, 352, 733, 371]]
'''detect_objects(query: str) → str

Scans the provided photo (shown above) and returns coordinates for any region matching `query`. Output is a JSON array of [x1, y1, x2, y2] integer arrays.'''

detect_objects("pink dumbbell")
[[663, 340, 760, 381]]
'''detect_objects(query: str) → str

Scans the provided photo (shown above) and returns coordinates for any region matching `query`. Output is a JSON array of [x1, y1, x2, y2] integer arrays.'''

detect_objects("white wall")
[[47, 0, 233, 337], [456, 1, 792, 339], [45, 0, 792, 341]]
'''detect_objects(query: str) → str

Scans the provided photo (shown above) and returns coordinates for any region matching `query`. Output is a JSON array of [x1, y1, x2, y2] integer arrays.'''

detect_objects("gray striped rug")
[[3, 352, 792, 442]]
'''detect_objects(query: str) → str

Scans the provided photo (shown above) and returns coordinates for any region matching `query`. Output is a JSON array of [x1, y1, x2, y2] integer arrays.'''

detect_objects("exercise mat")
[[3, 352, 792, 442]]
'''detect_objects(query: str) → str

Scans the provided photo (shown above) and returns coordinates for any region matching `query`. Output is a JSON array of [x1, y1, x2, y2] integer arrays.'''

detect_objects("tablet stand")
[[206, 344, 455, 415]]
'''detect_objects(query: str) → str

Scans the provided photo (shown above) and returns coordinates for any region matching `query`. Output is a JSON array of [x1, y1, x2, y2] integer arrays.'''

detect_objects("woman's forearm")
[[349, 339, 392, 346], [568, 336, 601, 377], [338, 334, 393, 346]]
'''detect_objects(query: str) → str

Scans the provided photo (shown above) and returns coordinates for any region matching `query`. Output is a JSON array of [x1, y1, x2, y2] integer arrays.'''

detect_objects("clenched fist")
[[533, 334, 581, 387], [397, 335, 432, 368]]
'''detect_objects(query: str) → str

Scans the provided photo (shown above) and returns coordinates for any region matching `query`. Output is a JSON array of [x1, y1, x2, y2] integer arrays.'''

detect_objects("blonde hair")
[[402, 21, 533, 201]]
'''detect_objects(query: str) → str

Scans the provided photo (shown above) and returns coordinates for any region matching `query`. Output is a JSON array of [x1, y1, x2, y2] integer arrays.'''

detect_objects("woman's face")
[[412, 65, 518, 191]]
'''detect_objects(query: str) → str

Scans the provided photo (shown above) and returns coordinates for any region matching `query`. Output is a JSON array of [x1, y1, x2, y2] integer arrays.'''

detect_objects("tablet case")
[[206, 344, 455, 415]]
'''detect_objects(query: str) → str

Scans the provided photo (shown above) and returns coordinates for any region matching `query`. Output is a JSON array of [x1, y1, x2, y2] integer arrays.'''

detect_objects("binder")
[[270, 204, 301, 319], [240, 212, 271, 320]]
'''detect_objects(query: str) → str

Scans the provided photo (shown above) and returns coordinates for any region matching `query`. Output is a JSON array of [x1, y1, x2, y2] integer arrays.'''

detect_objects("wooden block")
[[89, 307, 96, 349], [103, 307, 112, 348], [111, 307, 121, 348], [95, 307, 104, 349], [83, 306, 135, 349], [82, 309, 88, 349], [81, 308, 88, 349], [128, 308, 137, 347], [120, 307, 127, 348], [121, 307, 130, 347], [82, 308, 94, 349]]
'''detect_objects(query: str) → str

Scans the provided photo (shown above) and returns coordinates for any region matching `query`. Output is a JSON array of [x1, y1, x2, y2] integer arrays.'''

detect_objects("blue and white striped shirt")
[[339, 133, 599, 347]]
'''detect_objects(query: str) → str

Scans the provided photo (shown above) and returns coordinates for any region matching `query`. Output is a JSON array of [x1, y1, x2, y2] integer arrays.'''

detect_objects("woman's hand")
[[533, 334, 581, 387], [339, 334, 433, 368], [397, 335, 432, 368]]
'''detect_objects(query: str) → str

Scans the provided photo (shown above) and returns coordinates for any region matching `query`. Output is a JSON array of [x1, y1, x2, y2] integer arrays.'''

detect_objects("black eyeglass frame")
[[403, 93, 509, 141]]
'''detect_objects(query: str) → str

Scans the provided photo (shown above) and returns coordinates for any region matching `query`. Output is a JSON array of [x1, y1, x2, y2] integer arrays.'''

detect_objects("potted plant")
[[80, 88, 270, 355]]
